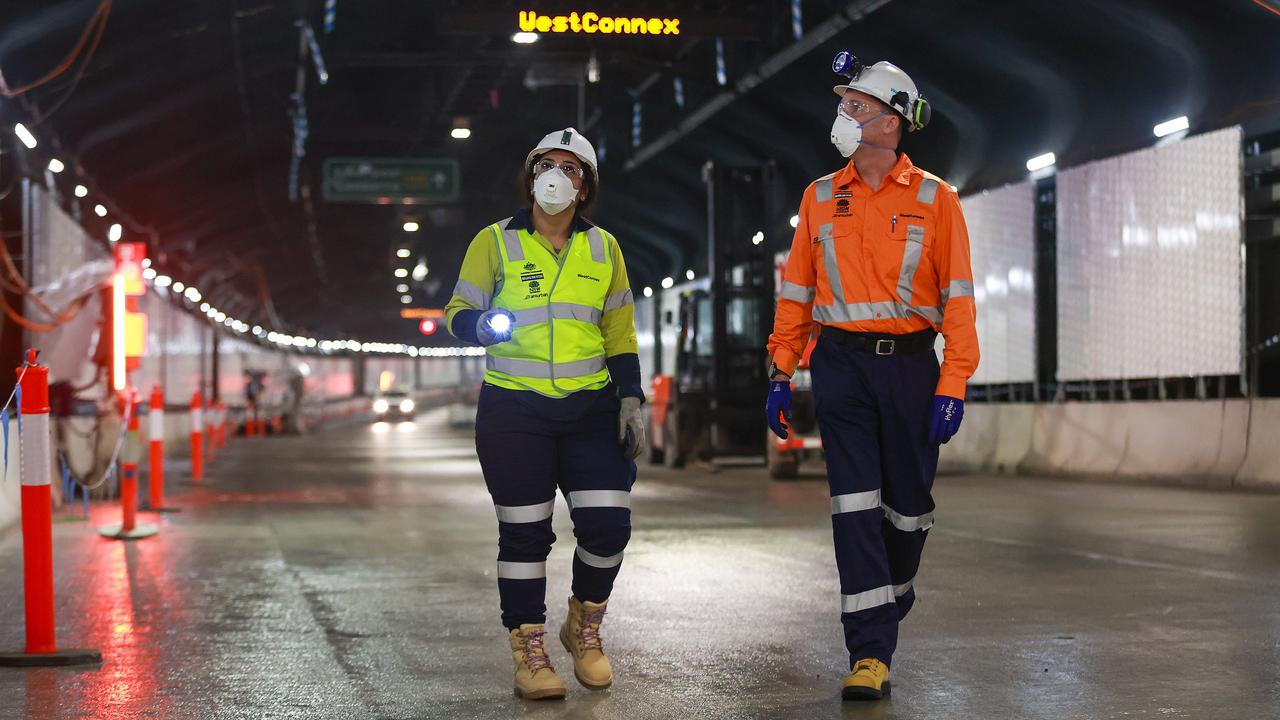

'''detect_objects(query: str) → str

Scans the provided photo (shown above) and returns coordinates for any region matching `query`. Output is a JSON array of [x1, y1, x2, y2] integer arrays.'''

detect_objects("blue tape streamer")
[[14, 383, 22, 435], [61, 456, 72, 508]]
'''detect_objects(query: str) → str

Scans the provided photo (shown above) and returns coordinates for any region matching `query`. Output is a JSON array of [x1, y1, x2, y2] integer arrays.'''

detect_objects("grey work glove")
[[618, 396, 645, 461]]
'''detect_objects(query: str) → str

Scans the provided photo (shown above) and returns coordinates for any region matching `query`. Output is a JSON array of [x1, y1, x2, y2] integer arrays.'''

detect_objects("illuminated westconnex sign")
[[518, 10, 680, 35]]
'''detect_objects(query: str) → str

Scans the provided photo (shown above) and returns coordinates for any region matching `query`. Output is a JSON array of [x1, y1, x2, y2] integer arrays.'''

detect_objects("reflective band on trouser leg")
[[841, 585, 896, 614], [830, 489, 881, 515], [575, 547, 624, 568], [566, 490, 631, 510], [894, 577, 914, 597], [494, 499, 554, 524], [497, 561, 547, 580], [882, 504, 934, 532]]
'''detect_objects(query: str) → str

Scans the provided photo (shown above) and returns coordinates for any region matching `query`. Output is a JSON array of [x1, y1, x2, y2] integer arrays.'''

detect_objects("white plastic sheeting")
[[27, 184, 111, 393], [1057, 125, 1243, 380], [959, 180, 1037, 384]]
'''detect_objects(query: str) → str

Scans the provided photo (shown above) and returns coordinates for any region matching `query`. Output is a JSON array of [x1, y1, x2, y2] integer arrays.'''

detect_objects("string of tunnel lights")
[[9, 121, 484, 359], [9, 39, 1199, 355]]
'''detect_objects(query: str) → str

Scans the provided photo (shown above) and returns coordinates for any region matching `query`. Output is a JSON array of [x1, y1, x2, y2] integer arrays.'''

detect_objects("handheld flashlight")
[[488, 313, 512, 334]]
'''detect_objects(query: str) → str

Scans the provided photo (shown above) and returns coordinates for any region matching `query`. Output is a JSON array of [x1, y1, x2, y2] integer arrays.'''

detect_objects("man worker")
[[765, 53, 979, 701]]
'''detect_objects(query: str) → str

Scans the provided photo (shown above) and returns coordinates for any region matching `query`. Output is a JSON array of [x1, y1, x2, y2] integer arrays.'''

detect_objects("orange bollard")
[[148, 385, 164, 507], [145, 385, 178, 513], [99, 389, 158, 540], [0, 348, 102, 667], [190, 391, 204, 481]]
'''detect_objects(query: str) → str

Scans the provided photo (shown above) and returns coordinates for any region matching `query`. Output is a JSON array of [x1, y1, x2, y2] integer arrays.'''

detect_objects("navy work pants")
[[475, 383, 635, 629], [808, 336, 939, 669]]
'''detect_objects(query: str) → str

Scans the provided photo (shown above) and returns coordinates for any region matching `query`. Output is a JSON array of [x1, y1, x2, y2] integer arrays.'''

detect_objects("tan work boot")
[[842, 657, 891, 700], [559, 596, 613, 689], [509, 624, 566, 700]]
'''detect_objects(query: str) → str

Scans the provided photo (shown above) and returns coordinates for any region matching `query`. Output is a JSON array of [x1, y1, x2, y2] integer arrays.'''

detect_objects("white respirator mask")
[[533, 168, 577, 215], [830, 108, 888, 158]]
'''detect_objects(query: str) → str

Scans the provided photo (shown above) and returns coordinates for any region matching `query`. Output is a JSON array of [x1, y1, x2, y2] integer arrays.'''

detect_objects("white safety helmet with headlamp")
[[525, 127, 599, 180], [830, 52, 931, 133]]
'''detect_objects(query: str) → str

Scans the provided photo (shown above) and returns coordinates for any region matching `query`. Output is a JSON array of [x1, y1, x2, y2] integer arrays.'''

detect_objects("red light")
[[419, 319, 437, 335]]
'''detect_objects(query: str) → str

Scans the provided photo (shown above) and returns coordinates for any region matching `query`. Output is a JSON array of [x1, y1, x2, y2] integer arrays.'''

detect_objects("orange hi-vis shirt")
[[767, 153, 979, 399]]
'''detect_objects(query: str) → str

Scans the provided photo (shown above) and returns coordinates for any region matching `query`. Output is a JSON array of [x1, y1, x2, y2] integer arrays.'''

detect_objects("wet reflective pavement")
[[1, 409, 1278, 719]]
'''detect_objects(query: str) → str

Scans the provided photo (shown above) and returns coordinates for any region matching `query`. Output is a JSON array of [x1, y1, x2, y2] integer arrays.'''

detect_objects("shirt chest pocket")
[[885, 221, 936, 303]]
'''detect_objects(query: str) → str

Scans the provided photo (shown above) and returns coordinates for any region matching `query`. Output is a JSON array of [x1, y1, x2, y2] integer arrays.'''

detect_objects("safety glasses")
[[533, 159, 583, 178]]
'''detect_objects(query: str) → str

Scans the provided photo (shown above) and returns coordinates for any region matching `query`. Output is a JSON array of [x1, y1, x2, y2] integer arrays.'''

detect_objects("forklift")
[[644, 162, 820, 477]]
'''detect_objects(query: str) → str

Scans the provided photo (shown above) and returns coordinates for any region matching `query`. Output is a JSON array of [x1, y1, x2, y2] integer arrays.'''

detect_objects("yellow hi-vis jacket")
[[448, 215, 636, 398]]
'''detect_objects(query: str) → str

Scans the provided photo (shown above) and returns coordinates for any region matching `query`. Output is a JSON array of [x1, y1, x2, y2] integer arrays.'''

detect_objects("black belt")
[[819, 325, 936, 356]]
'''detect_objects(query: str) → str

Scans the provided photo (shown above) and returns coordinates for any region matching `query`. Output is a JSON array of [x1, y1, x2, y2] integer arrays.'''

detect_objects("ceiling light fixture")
[[1153, 115, 1189, 138], [1025, 152, 1056, 172], [13, 123, 36, 149]]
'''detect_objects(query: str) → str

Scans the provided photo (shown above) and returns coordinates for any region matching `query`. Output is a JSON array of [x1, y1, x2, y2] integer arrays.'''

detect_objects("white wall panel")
[[959, 181, 1037, 384], [1057, 126, 1243, 380]]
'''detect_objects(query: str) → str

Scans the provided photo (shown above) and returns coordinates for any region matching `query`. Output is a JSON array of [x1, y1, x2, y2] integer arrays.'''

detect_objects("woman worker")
[[445, 127, 645, 700]]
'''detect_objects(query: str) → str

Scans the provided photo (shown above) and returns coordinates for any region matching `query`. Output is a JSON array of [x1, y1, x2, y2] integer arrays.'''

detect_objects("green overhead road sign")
[[322, 158, 460, 204]]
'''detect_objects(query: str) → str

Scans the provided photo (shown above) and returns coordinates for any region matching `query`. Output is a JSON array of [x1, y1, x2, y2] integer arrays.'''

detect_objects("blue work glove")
[[475, 309, 516, 346], [929, 395, 964, 445], [766, 379, 792, 440]]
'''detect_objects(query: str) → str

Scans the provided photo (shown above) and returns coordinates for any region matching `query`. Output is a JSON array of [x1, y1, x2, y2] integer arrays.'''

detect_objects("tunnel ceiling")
[[2, 0, 1278, 344]]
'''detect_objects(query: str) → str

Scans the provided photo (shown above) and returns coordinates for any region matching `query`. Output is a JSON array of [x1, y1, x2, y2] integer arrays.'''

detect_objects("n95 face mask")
[[533, 168, 576, 215]]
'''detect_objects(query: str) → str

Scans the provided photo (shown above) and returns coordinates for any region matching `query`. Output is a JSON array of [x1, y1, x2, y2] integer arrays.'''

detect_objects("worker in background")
[[765, 54, 979, 701], [445, 127, 644, 701]]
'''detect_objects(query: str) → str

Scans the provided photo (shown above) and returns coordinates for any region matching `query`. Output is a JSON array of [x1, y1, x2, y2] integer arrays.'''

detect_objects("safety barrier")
[[0, 350, 101, 667], [939, 399, 1280, 489], [98, 389, 159, 540]]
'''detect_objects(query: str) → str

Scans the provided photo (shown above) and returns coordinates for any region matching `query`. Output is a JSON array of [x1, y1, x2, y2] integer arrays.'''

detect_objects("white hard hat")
[[525, 127, 599, 181], [833, 60, 930, 132]]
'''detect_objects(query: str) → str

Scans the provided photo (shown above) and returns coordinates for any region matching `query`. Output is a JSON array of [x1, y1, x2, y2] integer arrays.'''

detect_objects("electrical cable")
[[0, 0, 112, 97], [1251, 0, 1280, 20], [24, 1, 112, 125]]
